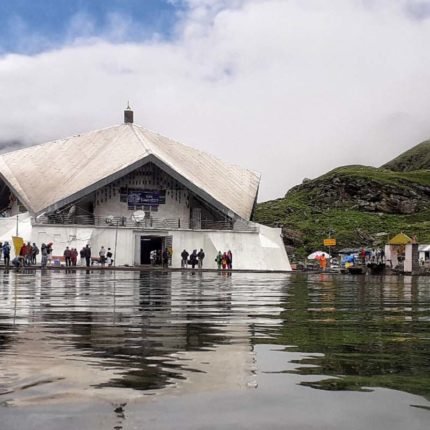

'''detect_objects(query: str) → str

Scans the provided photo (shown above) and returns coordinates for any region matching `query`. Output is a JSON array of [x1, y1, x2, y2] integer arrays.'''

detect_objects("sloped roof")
[[388, 232, 413, 245], [0, 123, 260, 220]]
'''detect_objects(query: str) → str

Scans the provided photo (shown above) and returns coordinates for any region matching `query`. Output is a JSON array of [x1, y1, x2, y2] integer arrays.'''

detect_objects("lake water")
[[0, 270, 429, 429]]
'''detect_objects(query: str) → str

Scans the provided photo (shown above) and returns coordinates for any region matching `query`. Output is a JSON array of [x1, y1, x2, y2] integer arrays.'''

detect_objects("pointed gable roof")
[[388, 232, 413, 245], [0, 123, 260, 220]]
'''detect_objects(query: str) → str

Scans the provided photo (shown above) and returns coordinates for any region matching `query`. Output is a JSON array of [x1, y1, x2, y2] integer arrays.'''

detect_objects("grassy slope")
[[255, 166, 430, 259], [382, 140, 430, 171]]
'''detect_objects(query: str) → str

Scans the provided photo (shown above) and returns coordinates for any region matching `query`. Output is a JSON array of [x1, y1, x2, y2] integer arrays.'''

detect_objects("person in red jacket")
[[71, 248, 78, 266], [64, 247, 72, 267]]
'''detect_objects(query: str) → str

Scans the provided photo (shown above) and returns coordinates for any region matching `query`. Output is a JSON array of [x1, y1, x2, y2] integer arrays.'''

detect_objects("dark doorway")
[[140, 236, 163, 265]]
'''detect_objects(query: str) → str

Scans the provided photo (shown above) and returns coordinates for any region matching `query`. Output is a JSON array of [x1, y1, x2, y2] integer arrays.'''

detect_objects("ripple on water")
[[0, 270, 429, 415]]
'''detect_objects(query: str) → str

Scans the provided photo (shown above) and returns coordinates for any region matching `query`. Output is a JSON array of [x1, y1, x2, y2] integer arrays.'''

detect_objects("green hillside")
[[255, 164, 430, 260], [382, 140, 430, 172]]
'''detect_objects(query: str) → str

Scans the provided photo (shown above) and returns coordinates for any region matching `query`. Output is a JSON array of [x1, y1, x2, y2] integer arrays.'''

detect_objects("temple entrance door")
[[140, 236, 163, 265]]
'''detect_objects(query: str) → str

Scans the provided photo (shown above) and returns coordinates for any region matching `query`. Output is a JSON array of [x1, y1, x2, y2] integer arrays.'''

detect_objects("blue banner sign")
[[128, 190, 160, 207]]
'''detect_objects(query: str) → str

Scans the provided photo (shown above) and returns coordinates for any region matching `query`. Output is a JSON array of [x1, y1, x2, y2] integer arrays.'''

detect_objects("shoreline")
[[0, 265, 292, 274], [0, 265, 427, 275]]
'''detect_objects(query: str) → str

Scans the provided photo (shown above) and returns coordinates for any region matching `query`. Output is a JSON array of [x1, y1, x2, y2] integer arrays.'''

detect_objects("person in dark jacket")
[[64, 247, 72, 267], [162, 249, 169, 268], [46, 243, 53, 265], [227, 250, 233, 269], [2, 241, 11, 267], [84, 245, 91, 267], [189, 250, 198, 269], [31, 243, 39, 264], [197, 249, 205, 269], [181, 249, 189, 268], [71, 248, 78, 266]]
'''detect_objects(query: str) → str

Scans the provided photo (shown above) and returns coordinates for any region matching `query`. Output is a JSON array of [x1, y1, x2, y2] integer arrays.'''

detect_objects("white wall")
[[0, 213, 33, 257], [28, 223, 290, 271]]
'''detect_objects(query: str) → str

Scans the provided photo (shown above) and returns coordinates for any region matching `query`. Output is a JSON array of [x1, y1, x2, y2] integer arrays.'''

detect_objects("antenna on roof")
[[124, 102, 134, 124]]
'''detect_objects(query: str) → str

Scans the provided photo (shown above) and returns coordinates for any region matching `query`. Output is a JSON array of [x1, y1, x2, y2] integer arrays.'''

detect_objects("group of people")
[[215, 250, 233, 270], [181, 249, 205, 269], [359, 247, 385, 264], [96, 246, 113, 267], [150, 248, 171, 268], [0, 240, 115, 269], [76, 245, 113, 267]]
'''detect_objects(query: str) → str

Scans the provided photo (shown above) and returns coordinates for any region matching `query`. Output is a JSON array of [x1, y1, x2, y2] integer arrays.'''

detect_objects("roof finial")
[[124, 102, 134, 124]]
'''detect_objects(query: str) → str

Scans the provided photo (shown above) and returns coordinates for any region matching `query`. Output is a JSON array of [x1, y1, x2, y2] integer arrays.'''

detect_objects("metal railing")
[[33, 214, 259, 232]]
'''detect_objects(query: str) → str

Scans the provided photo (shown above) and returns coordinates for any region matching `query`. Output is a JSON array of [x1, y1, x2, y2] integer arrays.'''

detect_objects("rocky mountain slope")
[[254, 142, 430, 259]]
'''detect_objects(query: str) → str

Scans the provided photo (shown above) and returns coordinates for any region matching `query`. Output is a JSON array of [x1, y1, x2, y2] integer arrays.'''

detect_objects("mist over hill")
[[0, 140, 26, 154]]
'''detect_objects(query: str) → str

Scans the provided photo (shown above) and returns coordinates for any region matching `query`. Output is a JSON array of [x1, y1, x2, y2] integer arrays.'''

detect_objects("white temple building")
[[0, 107, 291, 271]]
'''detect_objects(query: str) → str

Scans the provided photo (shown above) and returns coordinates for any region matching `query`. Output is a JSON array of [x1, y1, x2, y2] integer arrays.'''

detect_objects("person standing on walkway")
[[222, 252, 228, 270], [197, 249, 205, 269], [181, 249, 189, 268], [162, 249, 169, 268], [79, 247, 85, 265], [99, 246, 106, 267], [84, 245, 91, 267], [227, 250, 233, 269], [215, 251, 222, 270], [2, 241, 10, 267], [47, 243, 53, 266], [41, 244, 48, 268], [71, 248, 78, 266], [150, 249, 157, 266], [31, 243, 39, 265], [189, 250, 198, 269], [25, 242, 33, 266], [106, 248, 113, 266], [64, 246, 72, 267]]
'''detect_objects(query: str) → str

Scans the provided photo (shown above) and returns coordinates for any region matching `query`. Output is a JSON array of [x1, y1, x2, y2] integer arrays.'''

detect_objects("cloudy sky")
[[1, 0, 430, 201]]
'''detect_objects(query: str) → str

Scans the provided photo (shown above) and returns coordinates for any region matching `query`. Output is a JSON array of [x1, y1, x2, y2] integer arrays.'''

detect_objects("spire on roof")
[[124, 102, 134, 124]]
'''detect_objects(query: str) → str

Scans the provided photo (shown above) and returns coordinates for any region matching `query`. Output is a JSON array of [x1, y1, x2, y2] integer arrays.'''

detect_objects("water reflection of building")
[[0, 107, 290, 271], [0, 271, 250, 392]]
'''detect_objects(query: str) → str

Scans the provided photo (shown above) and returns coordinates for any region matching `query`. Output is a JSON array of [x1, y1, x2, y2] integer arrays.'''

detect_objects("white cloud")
[[1, 0, 430, 201]]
